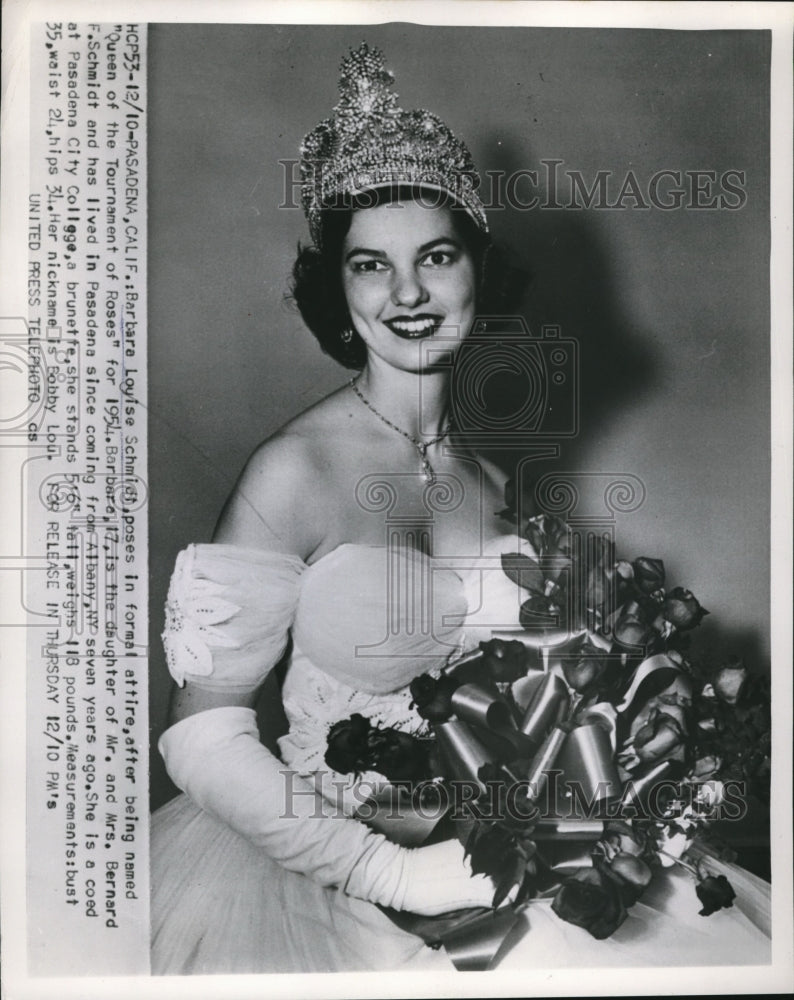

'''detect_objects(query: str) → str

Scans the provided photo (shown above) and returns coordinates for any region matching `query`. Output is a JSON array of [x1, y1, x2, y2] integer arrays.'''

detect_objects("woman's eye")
[[352, 258, 387, 273], [422, 249, 455, 267]]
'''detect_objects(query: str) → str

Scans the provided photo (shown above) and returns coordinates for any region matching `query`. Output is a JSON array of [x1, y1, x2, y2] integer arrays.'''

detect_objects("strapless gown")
[[150, 542, 772, 974]]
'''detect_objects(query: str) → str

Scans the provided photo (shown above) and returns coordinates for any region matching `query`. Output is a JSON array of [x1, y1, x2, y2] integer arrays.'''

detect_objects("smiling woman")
[[149, 38, 772, 976]]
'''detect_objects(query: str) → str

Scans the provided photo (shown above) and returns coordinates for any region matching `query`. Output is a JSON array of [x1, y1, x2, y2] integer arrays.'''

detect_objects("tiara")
[[299, 42, 489, 245]]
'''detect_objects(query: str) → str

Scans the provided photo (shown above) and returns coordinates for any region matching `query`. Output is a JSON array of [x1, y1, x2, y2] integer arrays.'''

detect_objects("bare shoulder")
[[213, 387, 352, 557]]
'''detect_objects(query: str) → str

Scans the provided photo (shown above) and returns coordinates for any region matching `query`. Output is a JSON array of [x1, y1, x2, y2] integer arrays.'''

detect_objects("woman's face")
[[341, 199, 477, 373]]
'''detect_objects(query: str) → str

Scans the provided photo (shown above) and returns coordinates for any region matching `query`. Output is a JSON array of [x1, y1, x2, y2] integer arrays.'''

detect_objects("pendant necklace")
[[348, 377, 452, 484]]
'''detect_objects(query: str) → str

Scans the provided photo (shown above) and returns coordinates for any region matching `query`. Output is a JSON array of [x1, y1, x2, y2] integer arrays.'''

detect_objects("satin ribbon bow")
[[388, 640, 690, 968]]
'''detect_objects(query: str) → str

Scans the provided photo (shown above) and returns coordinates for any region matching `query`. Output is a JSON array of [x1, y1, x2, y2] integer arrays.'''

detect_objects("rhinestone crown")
[[300, 42, 488, 245]]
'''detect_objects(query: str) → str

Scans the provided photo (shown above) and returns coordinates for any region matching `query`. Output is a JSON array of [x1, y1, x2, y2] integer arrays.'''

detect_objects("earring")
[[341, 327, 354, 344]]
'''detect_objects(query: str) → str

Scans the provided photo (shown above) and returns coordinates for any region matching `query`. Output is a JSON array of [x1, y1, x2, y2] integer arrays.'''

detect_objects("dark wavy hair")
[[289, 185, 528, 370]]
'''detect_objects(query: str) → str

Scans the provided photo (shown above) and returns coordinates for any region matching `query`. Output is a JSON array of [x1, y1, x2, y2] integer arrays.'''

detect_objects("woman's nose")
[[390, 266, 429, 308]]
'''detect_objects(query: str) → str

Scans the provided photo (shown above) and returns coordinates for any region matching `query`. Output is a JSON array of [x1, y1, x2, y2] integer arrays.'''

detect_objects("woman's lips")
[[383, 314, 443, 339]]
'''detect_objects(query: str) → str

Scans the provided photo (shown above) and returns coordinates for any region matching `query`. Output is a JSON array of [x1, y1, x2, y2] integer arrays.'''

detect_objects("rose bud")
[[409, 672, 459, 722], [324, 713, 373, 775], [661, 587, 709, 631], [632, 557, 666, 595], [712, 657, 748, 705], [695, 874, 736, 916], [562, 636, 608, 693], [551, 867, 628, 939], [633, 711, 686, 764], [480, 637, 529, 683]]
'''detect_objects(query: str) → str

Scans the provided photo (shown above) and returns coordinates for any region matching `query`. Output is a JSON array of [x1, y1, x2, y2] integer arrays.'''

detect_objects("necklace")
[[348, 377, 452, 484]]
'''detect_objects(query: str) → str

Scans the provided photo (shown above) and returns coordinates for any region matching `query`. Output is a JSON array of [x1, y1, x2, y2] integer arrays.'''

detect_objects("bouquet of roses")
[[325, 509, 770, 943]]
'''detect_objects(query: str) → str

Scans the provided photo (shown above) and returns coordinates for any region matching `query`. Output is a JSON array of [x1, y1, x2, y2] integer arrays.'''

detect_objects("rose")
[[712, 657, 748, 705], [632, 557, 665, 595], [661, 587, 709, 630], [409, 673, 460, 722], [369, 728, 432, 783], [593, 822, 653, 903], [324, 713, 373, 774], [479, 637, 529, 683], [562, 635, 609, 693], [551, 867, 629, 939], [695, 874, 736, 916], [608, 853, 653, 903], [633, 710, 687, 764], [613, 600, 655, 649]]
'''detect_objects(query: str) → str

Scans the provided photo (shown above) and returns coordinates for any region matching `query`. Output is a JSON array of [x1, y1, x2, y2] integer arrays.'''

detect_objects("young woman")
[[150, 42, 771, 975]]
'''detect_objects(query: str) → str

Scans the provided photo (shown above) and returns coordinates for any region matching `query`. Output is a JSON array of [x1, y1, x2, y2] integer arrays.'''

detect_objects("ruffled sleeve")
[[162, 543, 306, 693]]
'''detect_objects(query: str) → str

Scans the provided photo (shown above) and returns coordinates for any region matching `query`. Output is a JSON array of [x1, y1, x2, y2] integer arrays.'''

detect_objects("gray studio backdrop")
[[148, 24, 770, 809]]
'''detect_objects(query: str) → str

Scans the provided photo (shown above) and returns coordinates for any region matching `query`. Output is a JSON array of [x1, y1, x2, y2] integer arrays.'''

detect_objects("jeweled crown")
[[300, 42, 488, 245]]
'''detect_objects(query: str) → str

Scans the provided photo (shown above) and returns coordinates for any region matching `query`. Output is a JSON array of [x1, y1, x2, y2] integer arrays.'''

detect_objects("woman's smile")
[[382, 313, 444, 339]]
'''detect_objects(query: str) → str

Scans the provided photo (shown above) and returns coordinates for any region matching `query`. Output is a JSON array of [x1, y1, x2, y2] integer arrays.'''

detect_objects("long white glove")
[[159, 705, 496, 916]]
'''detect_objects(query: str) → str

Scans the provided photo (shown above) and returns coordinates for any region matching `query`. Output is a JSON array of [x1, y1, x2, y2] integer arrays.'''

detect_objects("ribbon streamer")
[[520, 673, 570, 745], [440, 905, 524, 971], [434, 719, 497, 794], [554, 722, 623, 807], [451, 683, 517, 734], [382, 904, 523, 971], [577, 702, 619, 752], [619, 758, 687, 812], [525, 725, 569, 800]]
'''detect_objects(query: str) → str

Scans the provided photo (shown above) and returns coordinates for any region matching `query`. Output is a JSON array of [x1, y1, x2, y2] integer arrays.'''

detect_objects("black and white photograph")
[[1, 2, 792, 998]]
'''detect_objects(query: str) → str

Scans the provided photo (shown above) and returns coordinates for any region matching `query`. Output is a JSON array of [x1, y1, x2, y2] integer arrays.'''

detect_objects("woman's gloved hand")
[[392, 838, 497, 916], [159, 706, 497, 915]]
